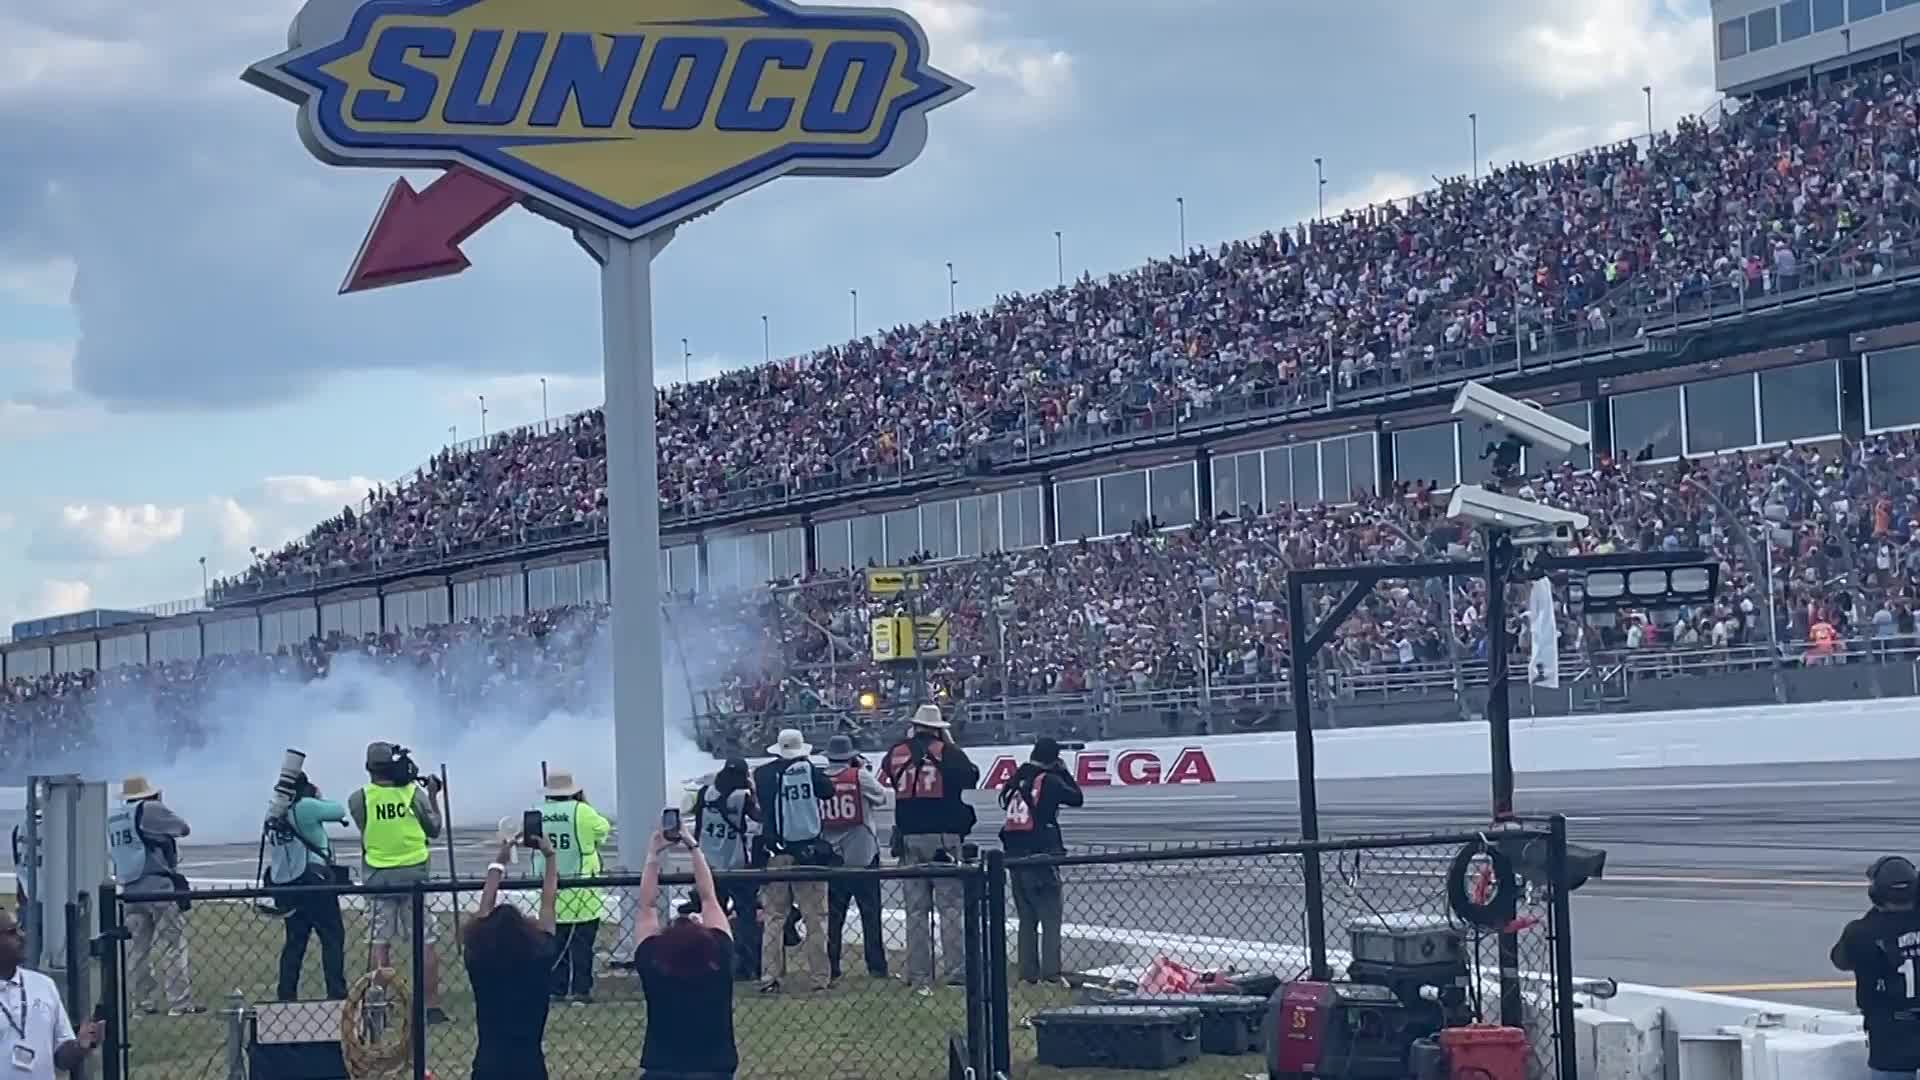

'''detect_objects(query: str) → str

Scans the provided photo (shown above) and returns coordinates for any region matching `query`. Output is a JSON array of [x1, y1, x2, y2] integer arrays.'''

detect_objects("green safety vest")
[[531, 799, 604, 925], [361, 783, 428, 869]]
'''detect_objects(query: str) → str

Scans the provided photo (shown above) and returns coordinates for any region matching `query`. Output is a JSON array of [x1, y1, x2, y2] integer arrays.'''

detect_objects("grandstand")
[[11, 53, 1920, 772]]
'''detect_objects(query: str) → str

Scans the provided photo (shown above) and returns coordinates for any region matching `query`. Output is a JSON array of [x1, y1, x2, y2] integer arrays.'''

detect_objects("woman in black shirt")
[[464, 835, 560, 1080], [635, 830, 739, 1079]]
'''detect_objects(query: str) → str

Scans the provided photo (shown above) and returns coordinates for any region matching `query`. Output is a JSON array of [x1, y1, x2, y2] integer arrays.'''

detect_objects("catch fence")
[[90, 822, 1579, 1079]]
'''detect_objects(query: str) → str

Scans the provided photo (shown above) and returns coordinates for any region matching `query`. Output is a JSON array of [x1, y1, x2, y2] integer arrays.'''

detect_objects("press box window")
[[1851, 0, 1884, 17], [1780, 0, 1813, 38], [1813, 0, 1846, 30], [1718, 17, 1747, 60], [1748, 9, 1778, 49]]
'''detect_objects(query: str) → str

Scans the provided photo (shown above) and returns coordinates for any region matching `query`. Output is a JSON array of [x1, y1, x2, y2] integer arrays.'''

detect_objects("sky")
[[0, 0, 1719, 633]]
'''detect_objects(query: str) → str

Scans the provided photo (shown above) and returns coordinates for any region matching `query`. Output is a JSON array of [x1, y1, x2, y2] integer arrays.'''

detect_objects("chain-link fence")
[[96, 824, 1577, 1079], [1001, 824, 1576, 1079]]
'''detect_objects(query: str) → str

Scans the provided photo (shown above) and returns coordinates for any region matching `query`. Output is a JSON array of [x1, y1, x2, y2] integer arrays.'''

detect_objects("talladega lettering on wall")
[[978, 747, 1217, 790]]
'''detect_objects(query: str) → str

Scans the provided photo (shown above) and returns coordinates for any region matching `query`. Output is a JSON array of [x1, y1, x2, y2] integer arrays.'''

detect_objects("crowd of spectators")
[[18, 63, 1920, 761], [211, 63, 1920, 598]]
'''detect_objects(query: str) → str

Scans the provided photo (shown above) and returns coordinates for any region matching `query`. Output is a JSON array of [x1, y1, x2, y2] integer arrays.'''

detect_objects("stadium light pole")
[[539, 376, 548, 425], [1643, 85, 1653, 142], [761, 314, 770, 363], [946, 262, 957, 316], [1469, 112, 1478, 179], [448, 424, 456, 444], [198, 556, 207, 595], [478, 394, 487, 439], [1313, 157, 1326, 222], [1176, 196, 1186, 252], [681, 337, 690, 384], [851, 289, 859, 338], [1053, 230, 1064, 287]]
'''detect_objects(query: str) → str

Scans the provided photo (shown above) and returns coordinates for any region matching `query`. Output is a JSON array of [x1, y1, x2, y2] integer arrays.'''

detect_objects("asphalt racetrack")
[[7, 757, 1889, 1010]]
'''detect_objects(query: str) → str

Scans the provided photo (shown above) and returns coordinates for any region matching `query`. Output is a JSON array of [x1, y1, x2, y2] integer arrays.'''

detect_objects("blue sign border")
[[262, 0, 961, 235]]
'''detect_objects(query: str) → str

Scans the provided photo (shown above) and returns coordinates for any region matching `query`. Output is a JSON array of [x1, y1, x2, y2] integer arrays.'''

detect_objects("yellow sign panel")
[[864, 568, 924, 596], [245, 0, 971, 239], [870, 615, 949, 660]]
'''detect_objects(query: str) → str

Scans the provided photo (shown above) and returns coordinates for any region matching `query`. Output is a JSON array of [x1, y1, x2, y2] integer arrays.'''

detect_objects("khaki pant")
[[127, 900, 193, 1011], [759, 855, 827, 990], [899, 833, 965, 987]]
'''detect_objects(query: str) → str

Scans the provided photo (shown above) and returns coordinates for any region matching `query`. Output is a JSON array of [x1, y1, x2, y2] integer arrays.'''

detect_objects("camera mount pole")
[[438, 763, 464, 961]]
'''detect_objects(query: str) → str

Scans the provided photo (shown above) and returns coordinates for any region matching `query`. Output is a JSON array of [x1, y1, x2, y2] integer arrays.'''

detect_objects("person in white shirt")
[[0, 907, 101, 1079]]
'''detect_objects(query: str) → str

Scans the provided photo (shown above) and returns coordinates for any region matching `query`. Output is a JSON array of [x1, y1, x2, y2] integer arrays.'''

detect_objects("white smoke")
[[17, 605, 756, 844]]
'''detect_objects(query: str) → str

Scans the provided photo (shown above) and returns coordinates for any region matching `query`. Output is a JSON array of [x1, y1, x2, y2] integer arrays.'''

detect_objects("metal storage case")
[[1029, 1005, 1204, 1070], [1102, 993, 1269, 1054], [1348, 912, 1465, 968]]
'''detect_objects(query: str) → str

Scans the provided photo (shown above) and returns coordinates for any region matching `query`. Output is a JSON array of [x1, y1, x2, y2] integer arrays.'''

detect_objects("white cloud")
[[439, 373, 605, 425], [0, 397, 98, 441], [0, 511, 14, 533], [34, 503, 187, 561], [206, 496, 258, 553], [7, 579, 95, 626], [258, 474, 381, 507], [0, 256, 73, 306], [821, 0, 1076, 115], [1321, 171, 1424, 219], [1493, 0, 1713, 107]]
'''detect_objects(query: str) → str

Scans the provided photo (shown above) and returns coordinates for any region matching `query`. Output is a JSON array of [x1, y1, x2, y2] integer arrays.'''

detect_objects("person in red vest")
[[819, 734, 891, 982], [997, 737, 1083, 985], [877, 704, 980, 994]]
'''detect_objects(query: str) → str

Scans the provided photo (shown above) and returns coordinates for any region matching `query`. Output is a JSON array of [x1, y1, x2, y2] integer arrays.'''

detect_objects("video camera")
[[378, 745, 443, 793]]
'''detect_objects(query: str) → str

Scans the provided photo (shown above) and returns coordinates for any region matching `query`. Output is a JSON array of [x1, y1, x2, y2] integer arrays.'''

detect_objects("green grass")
[[22, 896, 1265, 1079]]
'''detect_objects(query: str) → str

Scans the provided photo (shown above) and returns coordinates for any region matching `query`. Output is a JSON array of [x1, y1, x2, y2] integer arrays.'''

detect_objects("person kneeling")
[[635, 829, 739, 1080]]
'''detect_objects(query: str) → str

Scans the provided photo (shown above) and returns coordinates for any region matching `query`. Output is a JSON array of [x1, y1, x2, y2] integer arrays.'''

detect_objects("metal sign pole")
[[581, 228, 676, 865]]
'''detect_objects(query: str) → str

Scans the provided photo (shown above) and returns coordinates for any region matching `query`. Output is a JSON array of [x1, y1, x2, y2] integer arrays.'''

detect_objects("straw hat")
[[909, 703, 950, 730], [767, 728, 813, 758], [120, 775, 160, 801], [544, 771, 583, 798]]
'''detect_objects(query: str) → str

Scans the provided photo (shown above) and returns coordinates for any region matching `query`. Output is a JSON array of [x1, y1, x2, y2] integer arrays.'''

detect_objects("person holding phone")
[[527, 771, 612, 1003], [634, 827, 738, 1079], [463, 831, 561, 1080]]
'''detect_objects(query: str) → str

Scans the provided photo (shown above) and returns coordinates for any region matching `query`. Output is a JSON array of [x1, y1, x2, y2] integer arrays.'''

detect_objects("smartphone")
[[521, 809, 545, 848], [661, 807, 682, 842]]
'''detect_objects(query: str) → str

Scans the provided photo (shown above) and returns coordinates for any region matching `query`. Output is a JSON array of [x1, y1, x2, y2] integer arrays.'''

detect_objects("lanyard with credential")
[[0, 979, 25, 1041]]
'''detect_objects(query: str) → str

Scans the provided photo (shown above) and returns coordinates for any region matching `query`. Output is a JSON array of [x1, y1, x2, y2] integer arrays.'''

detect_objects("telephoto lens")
[[267, 748, 308, 818]]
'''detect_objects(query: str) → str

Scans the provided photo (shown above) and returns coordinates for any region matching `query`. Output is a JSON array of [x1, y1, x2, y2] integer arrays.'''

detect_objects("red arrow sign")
[[340, 165, 520, 294]]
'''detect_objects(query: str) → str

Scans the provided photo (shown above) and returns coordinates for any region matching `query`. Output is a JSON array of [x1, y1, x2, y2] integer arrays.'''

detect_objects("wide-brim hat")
[[825, 734, 857, 763], [544, 771, 583, 798], [767, 728, 813, 758], [120, 775, 160, 801], [909, 704, 950, 730]]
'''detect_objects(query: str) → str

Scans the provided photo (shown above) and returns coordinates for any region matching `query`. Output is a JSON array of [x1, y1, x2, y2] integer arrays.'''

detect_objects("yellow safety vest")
[[361, 783, 429, 869]]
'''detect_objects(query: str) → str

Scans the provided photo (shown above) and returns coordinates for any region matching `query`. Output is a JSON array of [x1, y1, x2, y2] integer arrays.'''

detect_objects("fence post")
[[221, 990, 248, 1080], [94, 883, 124, 1080], [1548, 815, 1579, 1080], [410, 888, 429, 1080], [65, 899, 91, 1080], [984, 851, 1012, 1075], [961, 866, 990, 1078]]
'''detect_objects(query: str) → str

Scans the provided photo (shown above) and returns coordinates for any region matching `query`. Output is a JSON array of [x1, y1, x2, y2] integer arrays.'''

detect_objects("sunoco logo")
[[244, 0, 970, 238]]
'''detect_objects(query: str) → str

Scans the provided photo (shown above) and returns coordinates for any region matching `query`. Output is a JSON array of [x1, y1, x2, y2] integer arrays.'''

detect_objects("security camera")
[[1451, 382, 1591, 459], [1448, 485, 1590, 545]]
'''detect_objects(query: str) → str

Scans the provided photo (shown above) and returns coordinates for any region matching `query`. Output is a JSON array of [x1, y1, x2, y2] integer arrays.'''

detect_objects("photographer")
[[820, 735, 890, 982], [1832, 855, 1920, 1078], [348, 742, 447, 1023], [465, 832, 560, 1080], [691, 758, 761, 980], [107, 775, 202, 1016], [877, 705, 979, 993], [265, 772, 349, 1001], [751, 730, 836, 994], [634, 828, 738, 1079], [998, 737, 1082, 985], [529, 770, 612, 1003]]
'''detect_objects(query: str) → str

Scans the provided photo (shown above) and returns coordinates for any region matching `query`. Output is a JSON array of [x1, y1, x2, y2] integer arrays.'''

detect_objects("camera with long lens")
[[379, 745, 441, 793], [264, 749, 308, 836]]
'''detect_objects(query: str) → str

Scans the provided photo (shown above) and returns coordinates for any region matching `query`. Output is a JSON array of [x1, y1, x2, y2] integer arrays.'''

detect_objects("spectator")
[[0, 907, 103, 1080], [106, 775, 201, 1017], [690, 758, 762, 980], [819, 734, 891, 982], [634, 829, 739, 1080], [465, 833, 560, 1080], [528, 770, 612, 1003], [877, 705, 980, 994], [750, 729, 835, 994]]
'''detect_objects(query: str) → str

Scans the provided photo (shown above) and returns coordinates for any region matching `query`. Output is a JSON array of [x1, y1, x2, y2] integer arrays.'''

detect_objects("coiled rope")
[[340, 967, 413, 1079]]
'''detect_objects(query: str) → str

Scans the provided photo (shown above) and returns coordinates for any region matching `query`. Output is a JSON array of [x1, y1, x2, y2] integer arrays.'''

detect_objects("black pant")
[[549, 920, 599, 997], [827, 858, 888, 978], [277, 868, 347, 1001], [724, 882, 761, 979]]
